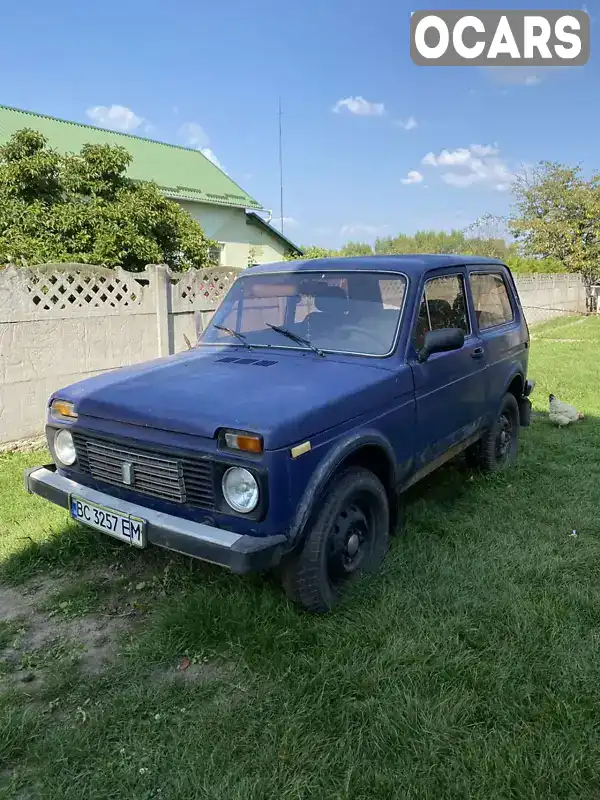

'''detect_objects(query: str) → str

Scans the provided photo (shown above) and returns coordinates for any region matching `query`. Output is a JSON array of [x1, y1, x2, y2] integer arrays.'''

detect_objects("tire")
[[468, 393, 520, 473], [280, 467, 389, 613]]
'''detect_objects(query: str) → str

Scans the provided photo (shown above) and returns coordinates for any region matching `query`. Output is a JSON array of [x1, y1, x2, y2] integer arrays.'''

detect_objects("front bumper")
[[24, 465, 287, 574]]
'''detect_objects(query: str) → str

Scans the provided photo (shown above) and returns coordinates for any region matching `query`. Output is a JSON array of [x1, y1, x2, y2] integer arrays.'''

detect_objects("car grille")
[[72, 432, 216, 509]]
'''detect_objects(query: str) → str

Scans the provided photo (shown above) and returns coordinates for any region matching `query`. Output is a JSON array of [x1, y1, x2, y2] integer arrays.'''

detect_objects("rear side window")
[[470, 273, 514, 330], [414, 274, 469, 351]]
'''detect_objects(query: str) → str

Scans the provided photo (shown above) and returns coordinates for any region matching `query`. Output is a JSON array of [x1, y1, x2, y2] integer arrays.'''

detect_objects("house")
[[0, 105, 303, 268]]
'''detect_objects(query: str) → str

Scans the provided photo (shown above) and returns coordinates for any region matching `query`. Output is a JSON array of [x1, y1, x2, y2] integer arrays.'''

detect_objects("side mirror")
[[417, 327, 464, 363]]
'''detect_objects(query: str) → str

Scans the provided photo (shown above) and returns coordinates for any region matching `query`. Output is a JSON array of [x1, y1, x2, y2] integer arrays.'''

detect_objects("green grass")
[[2, 316, 600, 799]]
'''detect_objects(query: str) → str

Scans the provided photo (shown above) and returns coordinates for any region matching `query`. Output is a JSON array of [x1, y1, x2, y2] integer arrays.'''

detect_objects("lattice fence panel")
[[25, 269, 145, 312], [380, 278, 407, 309], [171, 267, 242, 310]]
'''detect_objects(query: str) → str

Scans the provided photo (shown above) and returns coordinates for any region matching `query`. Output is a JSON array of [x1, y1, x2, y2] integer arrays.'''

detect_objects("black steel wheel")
[[495, 412, 513, 464], [468, 393, 520, 473], [280, 467, 389, 613]]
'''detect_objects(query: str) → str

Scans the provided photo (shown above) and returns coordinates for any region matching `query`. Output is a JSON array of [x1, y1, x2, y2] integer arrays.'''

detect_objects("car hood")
[[54, 348, 402, 450]]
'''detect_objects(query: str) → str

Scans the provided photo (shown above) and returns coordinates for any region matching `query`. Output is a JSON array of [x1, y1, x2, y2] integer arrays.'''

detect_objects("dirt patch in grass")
[[0, 577, 62, 622], [0, 577, 136, 688]]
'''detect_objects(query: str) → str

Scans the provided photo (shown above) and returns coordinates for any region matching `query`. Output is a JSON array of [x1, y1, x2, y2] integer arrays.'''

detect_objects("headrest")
[[426, 298, 454, 328], [427, 298, 452, 312], [314, 285, 347, 313]]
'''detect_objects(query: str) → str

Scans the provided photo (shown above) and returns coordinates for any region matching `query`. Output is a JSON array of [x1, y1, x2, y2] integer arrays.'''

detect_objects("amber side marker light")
[[51, 399, 78, 419], [223, 432, 264, 454]]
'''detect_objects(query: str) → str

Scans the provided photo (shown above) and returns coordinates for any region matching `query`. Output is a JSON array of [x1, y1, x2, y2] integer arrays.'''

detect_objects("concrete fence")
[[0, 265, 588, 445], [0, 263, 242, 444], [515, 273, 587, 326]]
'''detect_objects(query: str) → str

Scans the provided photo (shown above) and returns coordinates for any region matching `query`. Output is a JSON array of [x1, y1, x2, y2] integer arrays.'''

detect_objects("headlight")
[[54, 429, 76, 466], [221, 467, 259, 514]]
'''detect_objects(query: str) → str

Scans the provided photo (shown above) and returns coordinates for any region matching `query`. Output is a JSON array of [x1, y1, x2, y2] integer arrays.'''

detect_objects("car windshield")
[[199, 269, 407, 356]]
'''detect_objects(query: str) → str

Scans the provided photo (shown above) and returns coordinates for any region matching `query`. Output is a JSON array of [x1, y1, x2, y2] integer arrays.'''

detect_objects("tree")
[[248, 245, 262, 267], [375, 229, 464, 255], [374, 225, 510, 259], [0, 129, 216, 271], [509, 162, 600, 311], [285, 245, 336, 261], [506, 255, 563, 274], [339, 241, 373, 257], [462, 214, 511, 259]]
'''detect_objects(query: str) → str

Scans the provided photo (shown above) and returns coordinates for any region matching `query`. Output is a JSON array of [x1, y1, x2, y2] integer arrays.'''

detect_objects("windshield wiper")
[[214, 324, 252, 350], [265, 322, 325, 357]]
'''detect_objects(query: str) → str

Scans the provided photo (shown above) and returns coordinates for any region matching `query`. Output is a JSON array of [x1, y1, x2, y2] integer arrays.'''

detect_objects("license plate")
[[70, 495, 146, 548]]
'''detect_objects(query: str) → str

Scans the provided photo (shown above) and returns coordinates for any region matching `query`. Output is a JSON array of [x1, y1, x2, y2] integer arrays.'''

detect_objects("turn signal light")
[[223, 431, 263, 454], [51, 399, 78, 419]]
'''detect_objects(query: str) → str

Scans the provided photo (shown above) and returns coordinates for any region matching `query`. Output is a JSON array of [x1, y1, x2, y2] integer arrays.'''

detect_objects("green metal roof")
[[0, 105, 263, 210]]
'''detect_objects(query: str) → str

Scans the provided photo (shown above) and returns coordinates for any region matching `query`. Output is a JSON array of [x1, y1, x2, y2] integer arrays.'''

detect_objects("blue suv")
[[25, 255, 534, 612]]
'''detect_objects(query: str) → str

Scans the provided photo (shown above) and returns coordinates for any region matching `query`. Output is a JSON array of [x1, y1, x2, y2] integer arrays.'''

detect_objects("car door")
[[408, 269, 487, 471], [468, 268, 527, 409]]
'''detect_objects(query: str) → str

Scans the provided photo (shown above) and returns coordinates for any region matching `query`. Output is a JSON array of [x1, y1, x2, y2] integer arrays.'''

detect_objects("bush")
[[0, 129, 216, 272]]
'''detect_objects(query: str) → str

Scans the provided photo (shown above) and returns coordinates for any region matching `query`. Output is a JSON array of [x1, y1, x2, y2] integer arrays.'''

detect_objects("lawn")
[[1, 315, 600, 800]]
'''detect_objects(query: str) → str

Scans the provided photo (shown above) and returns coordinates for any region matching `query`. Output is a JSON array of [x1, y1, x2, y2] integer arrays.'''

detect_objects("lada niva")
[[25, 255, 534, 612]]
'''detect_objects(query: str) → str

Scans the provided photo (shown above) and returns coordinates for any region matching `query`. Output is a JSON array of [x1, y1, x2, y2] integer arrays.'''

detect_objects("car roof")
[[244, 254, 506, 277]]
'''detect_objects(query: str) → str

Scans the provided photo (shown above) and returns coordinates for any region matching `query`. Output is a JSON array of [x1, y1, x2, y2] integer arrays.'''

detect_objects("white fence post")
[[152, 264, 172, 356]]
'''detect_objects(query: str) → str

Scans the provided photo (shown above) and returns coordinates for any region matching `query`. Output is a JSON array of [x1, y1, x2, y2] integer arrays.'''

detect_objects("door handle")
[[471, 346, 485, 359]]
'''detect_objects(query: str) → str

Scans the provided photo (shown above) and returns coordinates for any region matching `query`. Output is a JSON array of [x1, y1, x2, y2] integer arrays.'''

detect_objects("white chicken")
[[548, 394, 584, 427]]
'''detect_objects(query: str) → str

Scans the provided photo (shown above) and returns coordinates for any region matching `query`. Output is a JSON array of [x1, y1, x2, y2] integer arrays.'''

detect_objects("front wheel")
[[468, 393, 520, 472], [280, 467, 389, 613]]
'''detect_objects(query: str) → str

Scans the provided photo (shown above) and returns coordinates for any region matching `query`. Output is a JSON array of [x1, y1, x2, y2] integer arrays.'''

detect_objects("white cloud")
[[395, 116, 418, 131], [86, 105, 144, 132], [178, 122, 227, 173], [271, 216, 299, 229], [421, 152, 438, 167], [401, 170, 424, 185], [441, 172, 482, 188], [179, 122, 209, 149], [421, 144, 515, 192], [421, 146, 500, 167], [200, 147, 225, 172], [332, 96, 385, 116], [340, 223, 389, 238], [470, 144, 500, 157]]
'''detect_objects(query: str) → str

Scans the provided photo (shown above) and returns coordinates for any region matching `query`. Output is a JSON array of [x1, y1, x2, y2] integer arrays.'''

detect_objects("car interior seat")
[[414, 298, 455, 350], [426, 298, 454, 328], [304, 285, 349, 338]]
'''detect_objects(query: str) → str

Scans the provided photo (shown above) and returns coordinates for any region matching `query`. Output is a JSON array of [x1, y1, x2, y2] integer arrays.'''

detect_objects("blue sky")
[[1, 0, 597, 248]]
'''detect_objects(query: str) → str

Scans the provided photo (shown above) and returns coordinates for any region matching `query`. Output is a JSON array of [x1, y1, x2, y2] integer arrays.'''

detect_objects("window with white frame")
[[208, 243, 224, 266]]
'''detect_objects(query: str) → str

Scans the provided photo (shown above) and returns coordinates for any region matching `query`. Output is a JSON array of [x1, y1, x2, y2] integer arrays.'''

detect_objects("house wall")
[[177, 202, 290, 268]]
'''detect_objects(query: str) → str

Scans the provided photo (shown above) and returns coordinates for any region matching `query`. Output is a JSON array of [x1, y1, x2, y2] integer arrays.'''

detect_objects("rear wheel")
[[280, 467, 389, 613], [467, 393, 520, 472]]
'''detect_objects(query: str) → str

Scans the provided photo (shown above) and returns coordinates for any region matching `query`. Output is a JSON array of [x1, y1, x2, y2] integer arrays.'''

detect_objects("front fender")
[[287, 429, 398, 543]]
